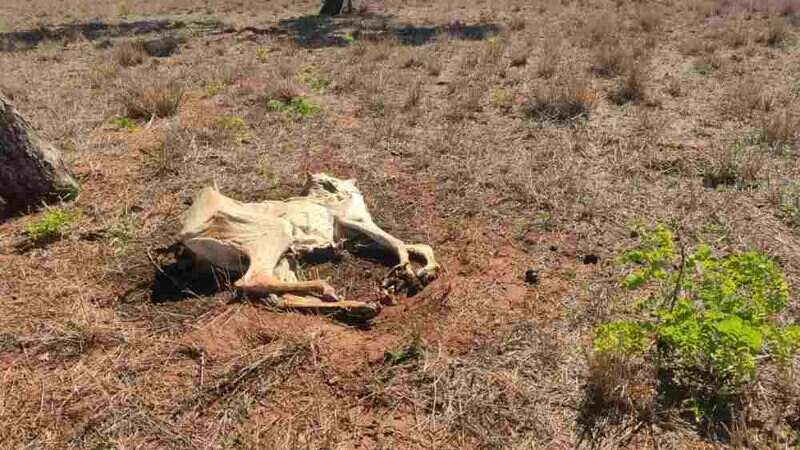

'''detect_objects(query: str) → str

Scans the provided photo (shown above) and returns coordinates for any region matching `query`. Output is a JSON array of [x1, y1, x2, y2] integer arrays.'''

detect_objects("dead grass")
[[610, 61, 648, 105], [584, 352, 657, 419], [701, 142, 765, 189], [112, 40, 147, 67], [3, 1, 800, 448], [119, 76, 185, 119], [524, 68, 596, 123], [758, 109, 800, 151]]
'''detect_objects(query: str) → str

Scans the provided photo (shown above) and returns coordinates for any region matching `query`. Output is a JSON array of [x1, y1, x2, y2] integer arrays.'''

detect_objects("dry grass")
[[524, 69, 596, 122], [610, 61, 648, 105], [111, 40, 147, 67], [2, 0, 800, 448], [758, 110, 800, 151], [119, 76, 185, 119], [701, 142, 765, 189]]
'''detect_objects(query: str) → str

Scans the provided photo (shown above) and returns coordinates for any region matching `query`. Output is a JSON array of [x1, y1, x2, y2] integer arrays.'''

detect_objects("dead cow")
[[175, 173, 439, 319]]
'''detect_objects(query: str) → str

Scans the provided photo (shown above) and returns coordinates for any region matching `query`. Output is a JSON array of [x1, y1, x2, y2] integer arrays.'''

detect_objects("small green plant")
[[215, 115, 251, 143], [296, 66, 333, 92], [384, 334, 423, 366], [204, 79, 225, 97], [26, 208, 81, 244], [255, 47, 271, 63], [779, 184, 800, 228], [489, 86, 513, 110], [592, 223, 800, 422], [116, 0, 132, 18], [342, 32, 356, 44], [109, 116, 137, 132], [692, 54, 722, 75], [267, 96, 320, 119]]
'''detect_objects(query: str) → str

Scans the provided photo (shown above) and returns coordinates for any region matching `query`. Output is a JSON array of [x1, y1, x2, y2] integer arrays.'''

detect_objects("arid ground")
[[1, 0, 800, 448]]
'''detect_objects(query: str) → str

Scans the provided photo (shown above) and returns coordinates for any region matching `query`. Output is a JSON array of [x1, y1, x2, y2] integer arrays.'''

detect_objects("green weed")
[[26, 208, 81, 244], [255, 47, 271, 63], [384, 334, 423, 366], [215, 115, 251, 143], [267, 96, 320, 119], [489, 86, 513, 110], [296, 66, 333, 92], [109, 116, 137, 132]]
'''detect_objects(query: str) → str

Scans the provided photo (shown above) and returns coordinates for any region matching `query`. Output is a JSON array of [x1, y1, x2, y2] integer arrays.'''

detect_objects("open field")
[[1, 0, 800, 448]]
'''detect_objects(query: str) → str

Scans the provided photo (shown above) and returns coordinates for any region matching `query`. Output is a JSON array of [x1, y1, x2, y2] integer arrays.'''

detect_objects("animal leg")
[[236, 274, 338, 301], [406, 243, 440, 284], [336, 218, 418, 289], [273, 294, 380, 320]]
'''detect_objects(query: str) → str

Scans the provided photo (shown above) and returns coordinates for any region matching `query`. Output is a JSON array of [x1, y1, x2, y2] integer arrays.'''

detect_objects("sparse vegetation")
[[112, 41, 146, 67], [524, 70, 595, 123], [702, 141, 764, 189], [3, 1, 800, 448], [25, 207, 80, 244], [119, 78, 184, 119], [267, 96, 320, 119], [758, 110, 799, 151], [589, 224, 800, 426]]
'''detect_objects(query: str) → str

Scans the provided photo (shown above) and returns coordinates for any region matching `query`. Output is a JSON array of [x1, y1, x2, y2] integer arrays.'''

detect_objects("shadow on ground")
[[0, 13, 500, 51], [0, 18, 222, 51], [242, 13, 502, 47]]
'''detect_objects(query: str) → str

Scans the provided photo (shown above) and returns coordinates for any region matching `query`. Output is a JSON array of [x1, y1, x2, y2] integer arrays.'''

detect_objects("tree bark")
[[0, 92, 78, 219]]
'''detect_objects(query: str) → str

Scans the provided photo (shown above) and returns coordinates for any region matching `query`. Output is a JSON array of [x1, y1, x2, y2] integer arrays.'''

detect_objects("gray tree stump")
[[0, 92, 78, 219]]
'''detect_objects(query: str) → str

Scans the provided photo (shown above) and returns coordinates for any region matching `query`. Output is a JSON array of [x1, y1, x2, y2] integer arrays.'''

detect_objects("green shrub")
[[26, 208, 80, 244], [214, 115, 250, 143], [592, 223, 800, 421], [109, 116, 137, 131], [267, 96, 320, 119], [296, 66, 333, 92]]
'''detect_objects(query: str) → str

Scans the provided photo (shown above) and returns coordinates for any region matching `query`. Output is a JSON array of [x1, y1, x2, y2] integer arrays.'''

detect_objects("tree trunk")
[[319, 0, 344, 16], [0, 92, 78, 219]]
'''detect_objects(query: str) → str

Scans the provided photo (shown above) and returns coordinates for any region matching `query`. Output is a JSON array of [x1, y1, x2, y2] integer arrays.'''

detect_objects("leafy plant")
[[214, 115, 250, 143], [26, 208, 81, 244], [267, 96, 320, 119], [592, 223, 800, 421], [255, 47, 271, 63], [384, 334, 423, 366], [109, 116, 137, 132], [296, 66, 333, 92], [489, 86, 513, 110]]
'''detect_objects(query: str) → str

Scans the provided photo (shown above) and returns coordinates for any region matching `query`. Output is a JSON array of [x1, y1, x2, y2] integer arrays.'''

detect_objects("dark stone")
[[141, 36, 180, 57], [524, 269, 539, 285], [582, 254, 600, 265]]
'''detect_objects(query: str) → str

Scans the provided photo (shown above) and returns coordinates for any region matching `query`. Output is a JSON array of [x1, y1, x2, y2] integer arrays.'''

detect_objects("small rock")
[[142, 36, 180, 57], [524, 269, 539, 285], [583, 254, 600, 265]]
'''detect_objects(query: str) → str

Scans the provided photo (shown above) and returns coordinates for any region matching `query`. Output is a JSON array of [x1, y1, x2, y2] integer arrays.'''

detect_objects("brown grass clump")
[[119, 77, 185, 119], [263, 76, 303, 103], [702, 143, 765, 189], [728, 76, 774, 118], [524, 69, 596, 123], [112, 40, 147, 67], [763, 15, 789, 47], [758, 110, 799, 151], [583, 11, 618, 47], [591, 41, 631, 78], [610, 62, 648, 105], [537, 34, 562, 78], [634, 4, 663, 32], [584, 352, 657, 419]]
